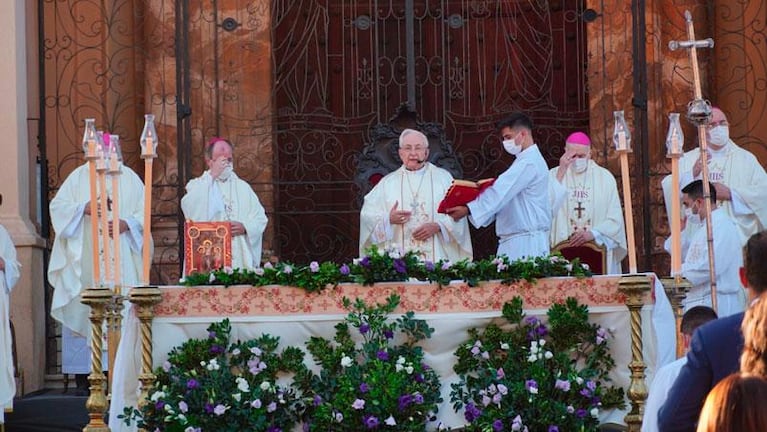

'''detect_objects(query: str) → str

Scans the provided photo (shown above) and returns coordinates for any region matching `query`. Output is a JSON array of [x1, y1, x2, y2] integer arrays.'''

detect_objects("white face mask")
[[217, 164, 233, 181], [573, 158, 589, 173], [708, 126, 730, 148], [684, 206, 702, 225], [503, 138, 522, 156]]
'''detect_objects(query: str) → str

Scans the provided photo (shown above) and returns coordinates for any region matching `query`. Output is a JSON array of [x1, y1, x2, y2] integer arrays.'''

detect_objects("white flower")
[[254, 267, 265, 276], [179, 401, 188, 413], [334, 411, 344, 422], [500, 342, 510, 350], [544, 351, 553, 359], [395, 363, 404, 372], [236, 377, 250, 392], [250, 346, 263, 356], [405, 365, 414, 374], [565, 263, 573, 272], [397, 356, 406, 365], [591, 407, 599, 418], [213, 404, 227, 416], [206, 359, 220, 371], [150, 391, 165, 402], [232, 348, 241, 356], [539, 339, 546, 346], [208, 273, 216, 283], [177, 413, 187, 423], [232, 393, 241, 402], [341, 355, 353, 368], [385, 416, 396, 426], [567, 405, 575, 414], [264, 262, 274, 269], [260, 381, 271, 391], [179, 277, 186, 284], [583, 263, 590, 270], [184, 426, 196, 432], [576, 377, 584, 385]]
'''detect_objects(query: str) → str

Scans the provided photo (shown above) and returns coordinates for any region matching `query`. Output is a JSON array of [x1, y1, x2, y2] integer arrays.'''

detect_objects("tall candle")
[[139, 114, 158, 285], [619, 147, 638, 273], [96, 144, 112, 286], [109, 144, 122, 295], [82, 119, 101, 286], [665, 113, 684, 276]]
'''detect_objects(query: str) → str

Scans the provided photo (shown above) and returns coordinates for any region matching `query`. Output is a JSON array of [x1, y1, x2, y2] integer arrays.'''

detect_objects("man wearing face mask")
[[548, 132, 627, 274], [446, 113, 551, 261], [359, 129, 472, 262], [663, 180, 745, 316], [662, 107, 767, 247], [181, 137, 268, 269]]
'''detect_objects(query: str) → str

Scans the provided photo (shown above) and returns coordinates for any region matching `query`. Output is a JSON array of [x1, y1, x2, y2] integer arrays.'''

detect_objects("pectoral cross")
[[574, 202, 585, 219], [410, 200, 419, 213]]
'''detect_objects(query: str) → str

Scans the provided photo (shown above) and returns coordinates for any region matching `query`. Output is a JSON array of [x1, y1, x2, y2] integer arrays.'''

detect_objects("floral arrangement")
[[182, 245, 591, 292], [120, 319, 305, 432], [292, 294, 444, 431], [450, 297, 625, 432]]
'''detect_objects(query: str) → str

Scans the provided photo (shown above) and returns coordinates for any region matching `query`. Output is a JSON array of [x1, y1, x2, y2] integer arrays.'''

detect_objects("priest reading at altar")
[[359, 129, 472, 262], [0, 223, 20, 424], [181, 137, 268, 269], [662, 107, 767, 246], [549, 132, 627, 274], [48, 157, 147, 380]]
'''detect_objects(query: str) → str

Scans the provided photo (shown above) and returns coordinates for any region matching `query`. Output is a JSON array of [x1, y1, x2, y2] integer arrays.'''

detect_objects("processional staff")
[[668, 10, 718, 312]]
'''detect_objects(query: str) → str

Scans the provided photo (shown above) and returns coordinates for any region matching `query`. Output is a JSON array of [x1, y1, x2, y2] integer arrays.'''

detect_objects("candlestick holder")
[[660, 276, 692, 359], [129, 285, 162, 421], [619, 274, 652, 432], [80, 286, 113, 432]]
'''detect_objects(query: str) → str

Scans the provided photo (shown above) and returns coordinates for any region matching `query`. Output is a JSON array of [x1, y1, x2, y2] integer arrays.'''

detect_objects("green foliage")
[[120, 319, 302, 432], [182, 246, 591, 292], [294, 294, 443, 431], [451, 297, 625, 432]]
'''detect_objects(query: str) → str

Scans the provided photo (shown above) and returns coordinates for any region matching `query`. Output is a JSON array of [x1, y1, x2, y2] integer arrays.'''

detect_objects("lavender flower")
[[425, 260, 435, 271], [393, 258, 407, 274], [464, 402, 482, 422], [525, 379, 538, 394], [359, 256, 371, 268], [282, 264, 293, 274], [340, 263, 351, 275], [352, 398, 366, 410], [548, 426, 559, 432], [309, 261, 320, 272], [359, 382, 370, 393], [208, 331, 217, 339], [186, 379, 199, 390], [413, 392, 424, 404], [359, 323, 370, 335], [554, 379, 571, 392], [267, 402, 277, 413], [492, 419, 504, 431], [154, 400, 165, 411], [213, 404, 227, 415], [364, 415, 380, 428], [313, 395, 322, 406], [441, 261, 451, 270]]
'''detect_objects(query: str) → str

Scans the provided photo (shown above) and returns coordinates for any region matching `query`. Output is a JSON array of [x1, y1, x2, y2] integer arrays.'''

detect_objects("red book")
[[184, 221, 233, 275], [437, 178, 496, 213]]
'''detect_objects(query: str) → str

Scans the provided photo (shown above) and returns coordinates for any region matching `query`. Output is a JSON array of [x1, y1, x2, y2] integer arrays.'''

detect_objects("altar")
[[110, 274, 675, 431]]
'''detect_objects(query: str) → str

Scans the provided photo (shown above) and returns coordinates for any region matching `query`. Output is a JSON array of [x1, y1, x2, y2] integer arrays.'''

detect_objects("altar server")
[[0, 223, 20, 423]]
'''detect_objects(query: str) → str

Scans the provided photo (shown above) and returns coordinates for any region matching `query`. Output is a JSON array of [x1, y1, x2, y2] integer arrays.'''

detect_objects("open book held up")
[[437, 178, 496, 213]]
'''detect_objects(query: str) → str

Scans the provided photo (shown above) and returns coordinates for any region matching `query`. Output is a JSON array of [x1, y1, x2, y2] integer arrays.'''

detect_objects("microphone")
[[416, 158, 426, 164]]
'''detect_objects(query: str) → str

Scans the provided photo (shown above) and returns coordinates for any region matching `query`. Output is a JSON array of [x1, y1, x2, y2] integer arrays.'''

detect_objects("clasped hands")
[[567, 229, 594, 247], [389, 201, 439, 241]]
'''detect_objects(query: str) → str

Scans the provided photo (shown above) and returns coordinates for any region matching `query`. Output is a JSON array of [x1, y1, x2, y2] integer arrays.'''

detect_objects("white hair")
[[398, 128, 429, 149]]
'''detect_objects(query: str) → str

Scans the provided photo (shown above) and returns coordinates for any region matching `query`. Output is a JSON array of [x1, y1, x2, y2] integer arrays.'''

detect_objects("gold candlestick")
[[661, 276, 692, 359], [619, 274, 652, 432], [129, 285, 162, 425], [80, 286, 113, 432]]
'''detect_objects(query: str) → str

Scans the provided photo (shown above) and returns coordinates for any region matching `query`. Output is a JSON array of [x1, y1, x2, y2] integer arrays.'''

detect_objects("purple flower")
[[383, 329, 394, 339], [525, 379, 538, 392], [464, 403, 482, 422], [524, 316, 540, 326], [536, 325, 549, 337], [364, 415, 380, 428], [393, 258, 407, 274], [186, 379, 199, 389], [360, 256, 371, 267], [340, 264, 351, 275], [492, 419, 504, 431], [359, 382, 369, 393], [549, 426, 559, 432], [209, 344, 224, 354], [204, 402, 214, 414], [413, 392, 424, 404], [586, 380, 597, 391], [313, 395, 322, 406], [576, 408, 588, 418], [359, 323, 370, 335], [309, 261, 320, 272], [425, 260, 435, 271], [154, 400, 165, 410], [414, 373, 424, 383], [555, 379, 571, 392], [580, 388, 591, 397], [377, 350, 389, 361], [208, 331, 217, 339], [398, 394, 413, 410], [267, 426, 282, 432], [352, 398, 365, 410], [213, 404, 227, 415], [441, 261, 451, 271]]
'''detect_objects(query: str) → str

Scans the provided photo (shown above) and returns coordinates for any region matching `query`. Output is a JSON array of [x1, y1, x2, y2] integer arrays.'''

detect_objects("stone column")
[[0, 0, 46, 393]]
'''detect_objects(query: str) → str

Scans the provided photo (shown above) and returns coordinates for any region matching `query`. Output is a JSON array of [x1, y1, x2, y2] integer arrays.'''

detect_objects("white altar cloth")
[[110, 275, 674, 431]]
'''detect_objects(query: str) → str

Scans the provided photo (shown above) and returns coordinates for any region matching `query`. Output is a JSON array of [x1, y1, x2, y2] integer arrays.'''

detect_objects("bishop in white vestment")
[[662, 107, 767, 246], [549, 132, 627, 274], [0, 224, 20, 423], [360, 129, 472, 262], [181, 138, 268, 269], [48, 162, 146, 373]]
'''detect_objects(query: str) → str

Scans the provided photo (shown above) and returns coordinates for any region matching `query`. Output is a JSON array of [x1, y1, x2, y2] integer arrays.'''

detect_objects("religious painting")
[[184, 221, 233, 275]]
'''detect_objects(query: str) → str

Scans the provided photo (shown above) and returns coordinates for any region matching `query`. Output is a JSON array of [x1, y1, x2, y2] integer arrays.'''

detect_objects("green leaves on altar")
[[450, 297, 625, 432], [181, 245, 592, 291]]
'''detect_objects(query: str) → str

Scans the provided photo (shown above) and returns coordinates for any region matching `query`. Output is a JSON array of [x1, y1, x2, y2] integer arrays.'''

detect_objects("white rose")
[[260, 381, 271, 391], [341, 355, 353, 368]]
